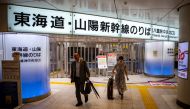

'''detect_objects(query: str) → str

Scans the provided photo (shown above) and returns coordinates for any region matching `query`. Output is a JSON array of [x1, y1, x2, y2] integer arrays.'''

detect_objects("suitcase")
[[107, 77, 114, 100]]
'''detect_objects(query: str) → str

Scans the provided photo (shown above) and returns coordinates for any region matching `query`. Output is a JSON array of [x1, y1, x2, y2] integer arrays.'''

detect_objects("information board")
[[2, 61, 20, 80], [97, 55, 107, 69], [107, 53, 117, 66]]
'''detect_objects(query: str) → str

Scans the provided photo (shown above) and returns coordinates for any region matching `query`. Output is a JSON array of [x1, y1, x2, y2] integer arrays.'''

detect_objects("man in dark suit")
[[71, 53, 90, 106]]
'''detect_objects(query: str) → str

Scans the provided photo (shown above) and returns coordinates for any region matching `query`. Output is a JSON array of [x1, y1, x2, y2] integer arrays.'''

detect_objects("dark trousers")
[[74, 77, 86, 103]]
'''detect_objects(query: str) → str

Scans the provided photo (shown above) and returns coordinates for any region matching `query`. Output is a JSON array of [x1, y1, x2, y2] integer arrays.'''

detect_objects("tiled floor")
[[21, 75, 182, 109], [50, 74, 177, 84]]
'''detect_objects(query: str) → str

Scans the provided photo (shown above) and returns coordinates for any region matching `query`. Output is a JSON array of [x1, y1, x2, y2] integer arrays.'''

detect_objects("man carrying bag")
[[71, 53, 90, 107]]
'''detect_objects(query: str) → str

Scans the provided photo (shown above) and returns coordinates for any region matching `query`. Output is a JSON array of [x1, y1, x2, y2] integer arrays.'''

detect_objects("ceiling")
[[1, 0, 190, 28]]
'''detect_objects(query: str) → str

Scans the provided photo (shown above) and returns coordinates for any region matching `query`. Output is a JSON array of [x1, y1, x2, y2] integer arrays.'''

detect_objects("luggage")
[[107, 77, 114, 100]]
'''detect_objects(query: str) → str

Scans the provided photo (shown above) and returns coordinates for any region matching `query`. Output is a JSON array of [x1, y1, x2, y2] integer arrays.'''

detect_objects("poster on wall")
[[97, 55, 107, 69], [107, 53, 117, 66], [178, 42, 189, 79]]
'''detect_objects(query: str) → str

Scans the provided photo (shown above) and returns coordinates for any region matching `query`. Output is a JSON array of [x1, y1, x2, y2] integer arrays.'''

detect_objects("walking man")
[[71, 53, 90, 106]]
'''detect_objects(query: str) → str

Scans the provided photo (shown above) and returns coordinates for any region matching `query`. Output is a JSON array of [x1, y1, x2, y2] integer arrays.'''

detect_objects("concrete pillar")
[[0, 4, 8, 32], [56, 43, 61, 70], [177, 3, 190, 108], [64, 42, 68, 76], [50, 42, 56, 71], [60, 42, 64, 77], [60, 43, 64, 68], [0, 33, 3, 80]]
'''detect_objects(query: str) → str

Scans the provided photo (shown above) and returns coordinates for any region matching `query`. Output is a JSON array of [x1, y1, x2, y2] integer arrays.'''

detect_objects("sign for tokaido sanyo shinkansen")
[[8, 5, 179, 41], [8, 5, 72, 35]]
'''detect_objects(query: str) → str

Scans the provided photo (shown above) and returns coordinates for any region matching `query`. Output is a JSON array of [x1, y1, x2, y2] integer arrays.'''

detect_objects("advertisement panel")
[[4, 33, 50, 99], [97, 55, 107, 69], [107, 53, 117, 66], [178, 42, 189, 79]]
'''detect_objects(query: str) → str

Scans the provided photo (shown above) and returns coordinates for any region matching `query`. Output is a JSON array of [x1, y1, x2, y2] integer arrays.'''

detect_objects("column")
[[56, 42, 61, 76], [64, 42, 68, 76], [60, 42, 64, 77], [177, 3, 190, 108], [0, 4, 8, 32]]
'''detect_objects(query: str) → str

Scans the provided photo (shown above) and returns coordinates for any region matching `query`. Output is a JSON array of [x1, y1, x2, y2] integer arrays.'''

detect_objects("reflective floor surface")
[[21, 75, 182, 109]]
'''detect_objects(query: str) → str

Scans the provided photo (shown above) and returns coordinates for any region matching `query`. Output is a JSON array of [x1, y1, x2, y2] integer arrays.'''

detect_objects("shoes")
[[85, 95, 88, 103], [118, 91, 124, 100], [75, 102, 83, 107]]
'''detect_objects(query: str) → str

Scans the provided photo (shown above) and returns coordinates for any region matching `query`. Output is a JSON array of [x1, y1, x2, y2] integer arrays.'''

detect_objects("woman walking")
[[112, 56, 129, 99]]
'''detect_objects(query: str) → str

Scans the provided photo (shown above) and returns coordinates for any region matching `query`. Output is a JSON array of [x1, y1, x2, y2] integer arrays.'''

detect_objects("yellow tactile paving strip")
[[50, 81, 176, 109], [50, 82, 176, 89], [139, 86, 158, 109]]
